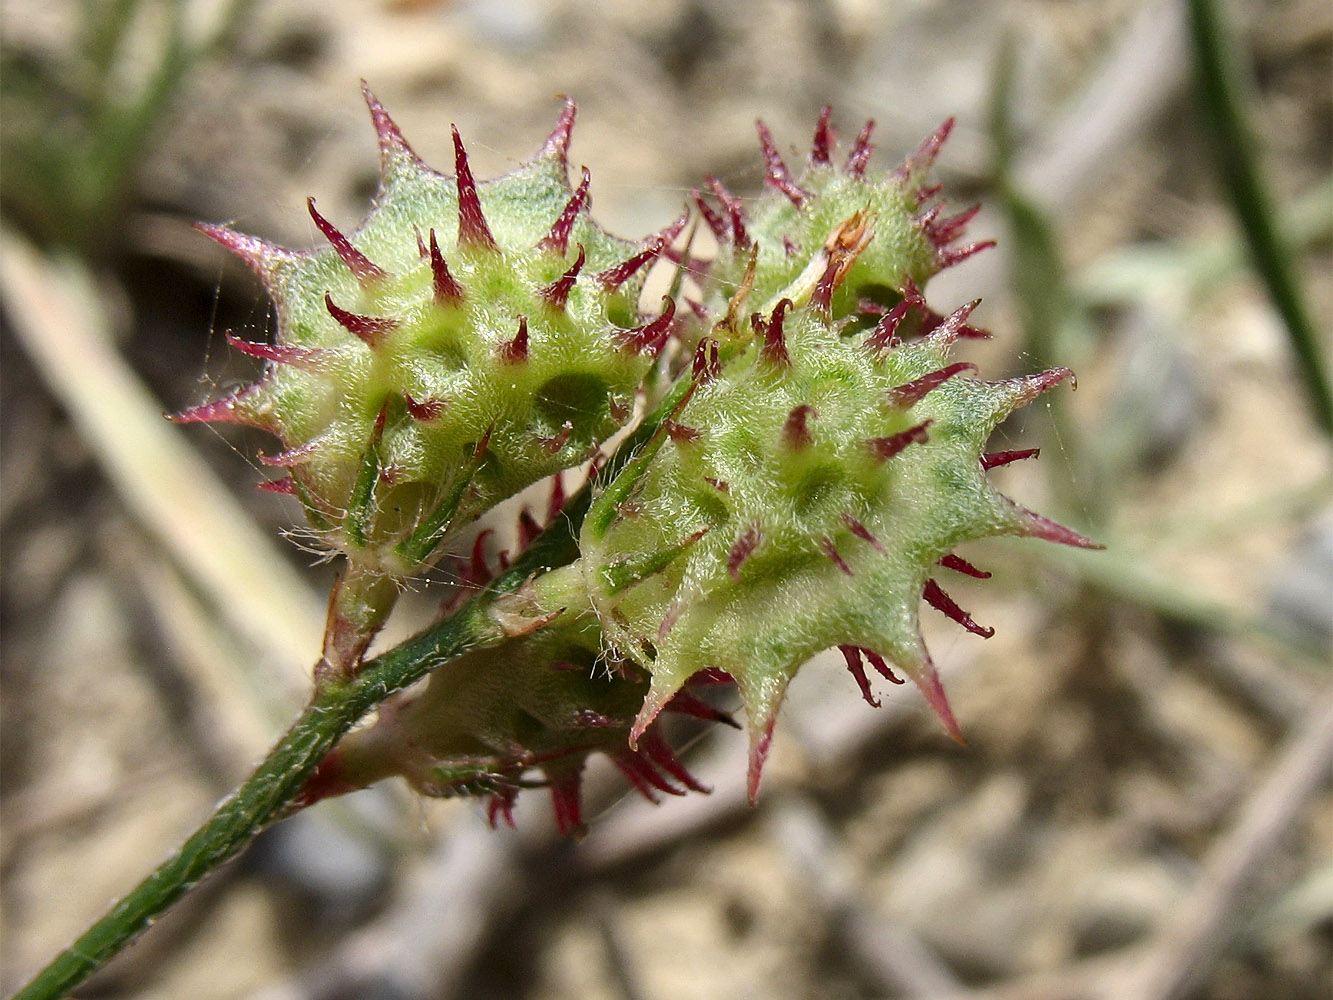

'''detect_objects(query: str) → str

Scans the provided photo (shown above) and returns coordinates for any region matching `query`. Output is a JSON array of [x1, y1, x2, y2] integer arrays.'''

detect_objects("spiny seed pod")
[[292, 104, 1097, 835], [580, 279, 1097, 803], [301, 563, 728, 837], [172, 84, 682, 676], [692, 110, 992, 334]]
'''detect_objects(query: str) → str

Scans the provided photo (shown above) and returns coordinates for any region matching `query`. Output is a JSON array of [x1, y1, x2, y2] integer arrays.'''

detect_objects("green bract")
[[311, 570, 728, 836]]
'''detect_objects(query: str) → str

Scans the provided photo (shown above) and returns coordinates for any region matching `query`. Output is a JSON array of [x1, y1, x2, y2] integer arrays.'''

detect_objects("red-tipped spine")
[[886, 362, 978, 409], [754, 299, 792, 368], [998, 368, 1075, 407], [925, 299, 980, 349], [194, 223, 287, 281], [539, 96, 577, 164], [258, 437, 323, 467], [538, 168, 591, 254], [692, 188, 729, 244], [546, 771, 585, 837], [639, 729, 710, 794], [451, 125, 498, 251], [1011, 503, 1103, 550], [811, 106, 834, 165], [614, 296, 676, 356], [487, 790, 517, 830], [864, 284, 926, 354], [820, 537, 853, 576], [842, 514, 885, 552], [867, 420, 931, 461], [464, 529, 496, 589], [546, 472, 566, 522], [169, 386, 268, 428], [939, 553, 991, 579], [981, 448, 1039, 470], [846, 119, 875, 175], [901, 117, 955, 178], [914, 182, 944, 203], [924, 203, 981, 247], [597, 211, 687, 292], [923, 305, 991, 341], [923, 579, 994, 638], [361, 81, 423, 169], [864, 648, 904, 684], [613, 752, 685, 801], [307, 198, 385, 286], [256, 476, 298, 495], [225, 333, 330, 372], [538, 424, 572, 454], [517, 508, 542, 550], [812, 257, 843, 317], [727, 526, 762, 581], [539, 244, 585, 310], [665, 420, 701, 444], [706, 176, 749, 247], [597, 243, 659, 292], [666, 689, 740, 728], [325, 293, 397, 348], [403, 394, 446, 422], [498, 316, 530, 363], [840, 645, 881, 707], [692, 337, 721, 384], [782, 404, 815, 449], [913, 653, 965, 744], [428, 229, 465, 306], [936, 240, 996, 270], [756, 120, 808, 206], [747, 718, 777, 804]]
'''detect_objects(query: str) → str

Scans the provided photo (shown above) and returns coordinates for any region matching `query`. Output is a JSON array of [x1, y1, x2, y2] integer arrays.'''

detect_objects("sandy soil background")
[[2, 1, 1330, 998]]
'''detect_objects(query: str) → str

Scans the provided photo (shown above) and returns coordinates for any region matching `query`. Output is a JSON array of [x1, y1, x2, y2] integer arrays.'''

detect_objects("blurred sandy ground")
[[1, 1, 1330, 998]]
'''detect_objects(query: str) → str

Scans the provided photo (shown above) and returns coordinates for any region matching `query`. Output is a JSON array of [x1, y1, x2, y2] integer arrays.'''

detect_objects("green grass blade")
[[1187, 0, 1333, 436]]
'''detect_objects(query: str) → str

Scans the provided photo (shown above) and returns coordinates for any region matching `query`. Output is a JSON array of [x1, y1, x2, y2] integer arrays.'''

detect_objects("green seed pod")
[[258, 103, 1098, 834], [581, 255, 1095, 804], [303, 563, 726, 836], [692, 111, 992, 332], [173, 85, 682, 675]]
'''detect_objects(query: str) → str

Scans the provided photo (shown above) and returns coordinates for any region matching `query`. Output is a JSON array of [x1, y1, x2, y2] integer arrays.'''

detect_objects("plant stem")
[[1186, 0, 1333, 436], [13, 377, 690, 1000], [9, 582, 515, 1000]]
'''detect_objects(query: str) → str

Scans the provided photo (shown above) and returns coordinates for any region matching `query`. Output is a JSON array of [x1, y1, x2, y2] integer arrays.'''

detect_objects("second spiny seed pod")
[[691, 110, 992, 338], [581, 277, 1095, 802]]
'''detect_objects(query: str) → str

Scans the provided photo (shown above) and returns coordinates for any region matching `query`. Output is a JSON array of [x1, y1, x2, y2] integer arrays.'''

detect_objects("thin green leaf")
[[1187, 0, 1333, 435]]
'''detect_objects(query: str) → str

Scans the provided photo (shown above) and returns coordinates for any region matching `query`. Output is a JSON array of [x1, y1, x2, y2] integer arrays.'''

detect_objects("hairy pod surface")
[[692, 112, 993, 329], [174, 87, 685, 676], [580, 111, 1096, 802], [175, 87, 675, 582], [580, 296, 1091, 800]]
